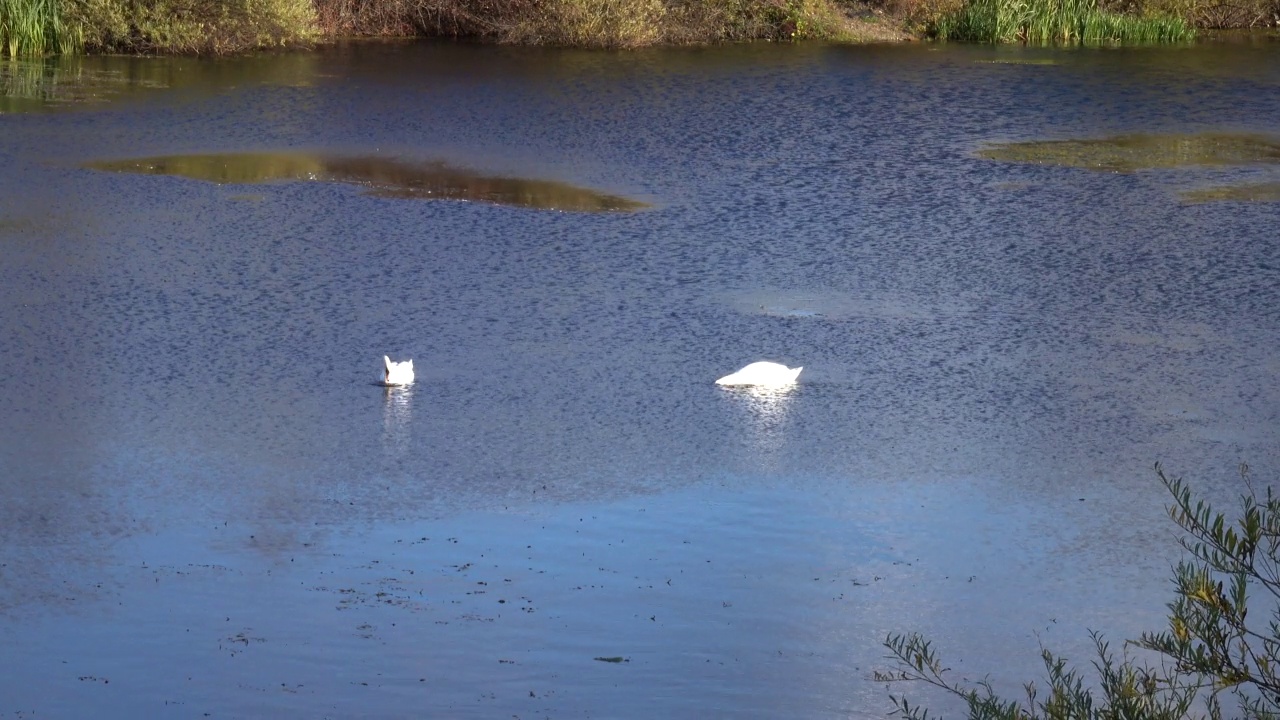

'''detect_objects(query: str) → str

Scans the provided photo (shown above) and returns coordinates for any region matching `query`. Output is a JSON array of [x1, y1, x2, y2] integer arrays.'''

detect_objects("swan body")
[[715, 361, 802, 388], [383, 356, 414, 386]]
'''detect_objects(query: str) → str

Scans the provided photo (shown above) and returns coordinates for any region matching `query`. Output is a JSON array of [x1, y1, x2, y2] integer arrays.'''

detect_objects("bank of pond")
[[8, 0, 1274, 58]]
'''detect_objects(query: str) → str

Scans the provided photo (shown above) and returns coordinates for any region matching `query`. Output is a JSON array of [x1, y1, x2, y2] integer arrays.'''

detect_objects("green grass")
[[931, 0, 1195, 44], [1, 0, 82, 56]]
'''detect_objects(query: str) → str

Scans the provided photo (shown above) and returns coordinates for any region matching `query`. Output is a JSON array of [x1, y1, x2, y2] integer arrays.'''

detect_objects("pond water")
[[2, 39, 1280, 718]]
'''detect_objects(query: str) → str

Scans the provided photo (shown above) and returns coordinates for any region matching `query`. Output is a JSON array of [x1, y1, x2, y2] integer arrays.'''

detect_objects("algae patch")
[[85, 153, 648, 213], [979, 133, 1280, 172]]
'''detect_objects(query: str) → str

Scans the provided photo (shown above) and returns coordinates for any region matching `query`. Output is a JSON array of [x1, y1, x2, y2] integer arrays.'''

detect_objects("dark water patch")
[[979, 133, 1280, 172], [85, 152, 648, 212], [1181, 180, 1280, 203]]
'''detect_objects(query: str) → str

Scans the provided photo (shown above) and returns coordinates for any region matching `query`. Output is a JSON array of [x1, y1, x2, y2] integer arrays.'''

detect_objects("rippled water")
[[2, 40, 1280, 718]]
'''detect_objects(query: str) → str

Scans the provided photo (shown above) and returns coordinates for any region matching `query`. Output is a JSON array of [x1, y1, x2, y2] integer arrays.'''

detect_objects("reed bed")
[[931, 0, 1195, 43], [1, 0, 82, 56]]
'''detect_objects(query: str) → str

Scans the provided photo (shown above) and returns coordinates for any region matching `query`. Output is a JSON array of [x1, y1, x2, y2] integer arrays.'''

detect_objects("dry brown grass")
[[312, 0, 911, 46], [315, 0, 537, 37], [1105, 0, 1279, 26], [507, 0, 667, 46], [880, 0, 964, 32]]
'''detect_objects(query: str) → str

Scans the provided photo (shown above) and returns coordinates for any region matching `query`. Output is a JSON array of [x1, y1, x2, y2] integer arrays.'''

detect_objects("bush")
[[881, 463, 1280, 720], [1103, 0, 1280, 28], [65, 0, 317, 54]]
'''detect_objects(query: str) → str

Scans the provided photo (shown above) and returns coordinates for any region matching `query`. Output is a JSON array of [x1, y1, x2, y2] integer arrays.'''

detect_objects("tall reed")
[[1, 0, 81, 56], [932, 0, 1195, 43]]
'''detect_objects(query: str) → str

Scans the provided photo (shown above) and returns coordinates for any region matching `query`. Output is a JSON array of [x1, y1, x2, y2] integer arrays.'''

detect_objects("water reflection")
[[0, 53, 321, 114], [86, 153, 648, 212], [979, 133, 1280, 171], [718, 385, 799, 466], [0, 57, 142, 113], [382, 384, 414, 459]]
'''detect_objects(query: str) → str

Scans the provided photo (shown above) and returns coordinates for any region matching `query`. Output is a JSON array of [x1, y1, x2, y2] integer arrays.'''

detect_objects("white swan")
[[383, 355, 415, 386], [715, 361, 802, 388]]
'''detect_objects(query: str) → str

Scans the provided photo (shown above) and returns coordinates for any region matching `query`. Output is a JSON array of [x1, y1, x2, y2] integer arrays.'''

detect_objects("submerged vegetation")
[[883, 465, 1280, 720], [86, 152, 649, 211], [980, 133, 1280, 172], [979, 133, 1280, 204], [1181, 180, 1280, 203]]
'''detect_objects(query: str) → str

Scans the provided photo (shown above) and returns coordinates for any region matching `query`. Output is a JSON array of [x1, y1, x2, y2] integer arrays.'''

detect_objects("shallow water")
[[2, 39, 1280, 717]]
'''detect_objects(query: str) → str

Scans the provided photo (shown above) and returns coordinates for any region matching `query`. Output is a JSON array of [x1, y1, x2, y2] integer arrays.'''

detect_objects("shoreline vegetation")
[[0, 0, 1274, 58]]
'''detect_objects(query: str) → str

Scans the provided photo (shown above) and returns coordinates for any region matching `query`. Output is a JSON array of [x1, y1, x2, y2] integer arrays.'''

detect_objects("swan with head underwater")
[[715, 361, 802, 388], [382, 355, 414, 386]]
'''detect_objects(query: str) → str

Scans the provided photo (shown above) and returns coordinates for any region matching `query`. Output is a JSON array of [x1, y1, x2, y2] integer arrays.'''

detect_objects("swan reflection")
[[721, 384, 798, 463], [382, 384, 414, 456]]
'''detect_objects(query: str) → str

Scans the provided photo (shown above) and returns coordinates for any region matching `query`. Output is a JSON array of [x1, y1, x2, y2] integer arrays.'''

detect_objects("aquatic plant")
[[0, 0, 82, 56], [881, 464, 1280, 720], [930, 0, 1195, 43]]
